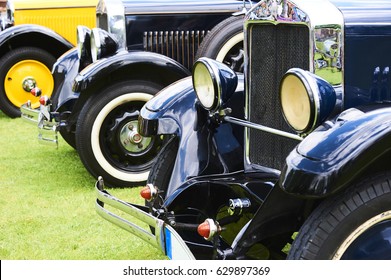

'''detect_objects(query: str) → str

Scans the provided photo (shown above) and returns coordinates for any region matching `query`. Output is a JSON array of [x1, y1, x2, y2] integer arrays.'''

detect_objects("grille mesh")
[[247, 23, 310, 170], [143, 30, 207, 69]]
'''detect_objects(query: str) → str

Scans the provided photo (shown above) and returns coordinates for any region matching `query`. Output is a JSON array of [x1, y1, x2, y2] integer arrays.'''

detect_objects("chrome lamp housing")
[[90, 27, 120, 62], [192, 57, 238, 112], [95, 0, 126, 51], [77, 25, 92, 66], [280, 68, 337, 135], [0, 0, 15, 31]]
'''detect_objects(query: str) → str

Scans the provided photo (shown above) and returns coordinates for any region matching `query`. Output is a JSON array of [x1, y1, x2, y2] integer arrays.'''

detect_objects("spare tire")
[[195, 16, 244, 72]]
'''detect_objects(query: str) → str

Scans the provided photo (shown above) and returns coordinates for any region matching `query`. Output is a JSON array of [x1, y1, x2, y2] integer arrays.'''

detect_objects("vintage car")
[[0, 0, 97, 118], [95, 0, 391, 260], [21, 0, 253, 188]]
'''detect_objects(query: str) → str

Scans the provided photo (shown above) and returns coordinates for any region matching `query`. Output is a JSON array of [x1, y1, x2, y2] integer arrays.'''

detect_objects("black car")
[[96, 0, 391, 260], [21, 0, 254, 187]]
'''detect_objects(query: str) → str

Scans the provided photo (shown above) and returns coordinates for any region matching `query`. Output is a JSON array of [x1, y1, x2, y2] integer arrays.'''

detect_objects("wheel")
[[146, 136, 179, 208], [0, 47, 56, 118], [59, 128, 76, 149], [75, 80, 165, 188], [195, 16, 244, 73], [287, 172, 391, 260]]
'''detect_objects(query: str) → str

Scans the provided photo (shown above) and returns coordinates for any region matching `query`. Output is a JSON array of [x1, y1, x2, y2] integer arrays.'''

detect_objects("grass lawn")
[[0, 111, 166, 260]]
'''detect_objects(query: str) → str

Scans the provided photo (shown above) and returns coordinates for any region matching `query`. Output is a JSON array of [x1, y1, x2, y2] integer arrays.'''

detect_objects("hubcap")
[[22, 77, 37, 92], [101, 103, 164, 173], [119, 120, 152, 153], [4, 60, 54, 108]]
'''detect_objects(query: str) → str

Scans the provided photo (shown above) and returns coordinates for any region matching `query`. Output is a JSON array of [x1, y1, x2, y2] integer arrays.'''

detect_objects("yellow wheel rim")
[[4, 60, 54, 109]]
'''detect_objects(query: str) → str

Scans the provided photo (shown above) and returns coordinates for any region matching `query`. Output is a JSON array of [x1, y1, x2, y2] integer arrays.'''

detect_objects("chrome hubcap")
[[119, 120, 152, 153], [22, 77, 37, 92]]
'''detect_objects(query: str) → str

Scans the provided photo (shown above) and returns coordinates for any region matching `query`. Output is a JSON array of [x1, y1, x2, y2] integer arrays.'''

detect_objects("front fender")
[[0, 24, 73, 57], [72, 51, 191, 92], [139, 74, 245, 197], [280, 107, 391, 197], [51, 48, 81, 111]]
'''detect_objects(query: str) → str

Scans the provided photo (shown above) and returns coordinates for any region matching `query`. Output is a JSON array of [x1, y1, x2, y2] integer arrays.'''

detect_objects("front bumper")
[[95, 177, 195, 260], [20, 101, 59, 147]]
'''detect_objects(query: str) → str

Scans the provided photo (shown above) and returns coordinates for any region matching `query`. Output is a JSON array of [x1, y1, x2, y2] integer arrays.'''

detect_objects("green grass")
[[0, 111, 166, 260]]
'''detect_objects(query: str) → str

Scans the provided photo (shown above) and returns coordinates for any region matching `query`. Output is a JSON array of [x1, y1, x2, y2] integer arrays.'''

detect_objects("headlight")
[[280, 68, 336, 134], [1, 0, 14, 30], [90, 28, 119, 62], [77, 26, 92, 62], [96, 0, 126, 50], [192, 57, 237, 112]]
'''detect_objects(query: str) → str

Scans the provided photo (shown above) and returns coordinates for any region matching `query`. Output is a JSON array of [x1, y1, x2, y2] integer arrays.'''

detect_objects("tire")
[[59, 128, 76, 149], [75, 80, 165, 188], [0, 47, 56, 118], [195, 16, 244, 73], [146, 136, 179, 208], [287, 172, 391, 260]]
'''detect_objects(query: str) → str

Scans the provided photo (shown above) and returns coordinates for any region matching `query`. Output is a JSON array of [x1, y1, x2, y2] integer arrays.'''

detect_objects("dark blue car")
[[21, 0, 254, 188], [96, 0, 391, 260]]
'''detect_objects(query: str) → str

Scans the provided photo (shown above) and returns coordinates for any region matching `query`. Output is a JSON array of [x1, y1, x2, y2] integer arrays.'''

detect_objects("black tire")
[[146, 136, 179, 208], [287, 172, 391, 260], [75, 80, 165, 188], [0, 47, 56, 118], [195, 16, 244, 72], [59, 128, 76, 149]]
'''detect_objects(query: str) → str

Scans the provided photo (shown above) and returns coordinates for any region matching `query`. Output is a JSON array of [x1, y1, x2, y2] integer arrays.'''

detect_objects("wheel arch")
[[73, 51, 191, 94], [0, 24, 73, 59]]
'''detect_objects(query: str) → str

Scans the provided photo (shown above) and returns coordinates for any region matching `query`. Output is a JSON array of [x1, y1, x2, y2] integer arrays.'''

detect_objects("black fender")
[[51, 48, 81, 112], [139, 74, 245, 197], [72, 50, 191, 93], [280, 107, 391, 198], [0, 24, 73, 58]]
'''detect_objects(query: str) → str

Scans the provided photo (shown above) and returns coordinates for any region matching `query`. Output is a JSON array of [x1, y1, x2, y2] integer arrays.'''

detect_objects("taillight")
[[197, 218, 221, 240], [140, 183, 158, 201], [39, 95, 50, 106], [30, 87, 42, 97]]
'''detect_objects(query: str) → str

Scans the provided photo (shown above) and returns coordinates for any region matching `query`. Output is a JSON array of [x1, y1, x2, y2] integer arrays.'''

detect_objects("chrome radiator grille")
[[247, 23, 310, 170], [143, 30, 208, 69]]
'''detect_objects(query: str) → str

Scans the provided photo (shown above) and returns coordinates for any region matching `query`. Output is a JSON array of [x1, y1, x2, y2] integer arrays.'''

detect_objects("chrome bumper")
[[95, 177, 195, 260], [20, 102, 59, 147]]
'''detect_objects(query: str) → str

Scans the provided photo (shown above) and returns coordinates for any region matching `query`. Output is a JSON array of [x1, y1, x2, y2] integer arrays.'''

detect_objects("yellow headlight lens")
[[193, 62, 217, 110], [280, 74, 311, 132]]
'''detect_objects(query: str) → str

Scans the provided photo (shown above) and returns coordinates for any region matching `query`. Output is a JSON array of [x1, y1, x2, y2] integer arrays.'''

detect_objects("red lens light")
[[140, 186, 152, 200], [31, 87, 42, 97], [197, 221, 211, 239], [39, 96, 48, 106]]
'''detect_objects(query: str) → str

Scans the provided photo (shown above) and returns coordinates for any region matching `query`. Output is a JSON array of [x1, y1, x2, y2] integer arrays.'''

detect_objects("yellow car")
[[0, 0, 97, 118]]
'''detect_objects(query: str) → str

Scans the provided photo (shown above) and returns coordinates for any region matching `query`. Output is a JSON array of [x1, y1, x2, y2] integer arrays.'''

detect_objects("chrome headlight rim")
[[192, 58, 222, 112], [90, 27, 119, 63], [90, 28, 102, 63], [280, 68, 320, 134], [77, 25, 92, 61], [280, 68, 337, 135], [1, 0, 15, 30]]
